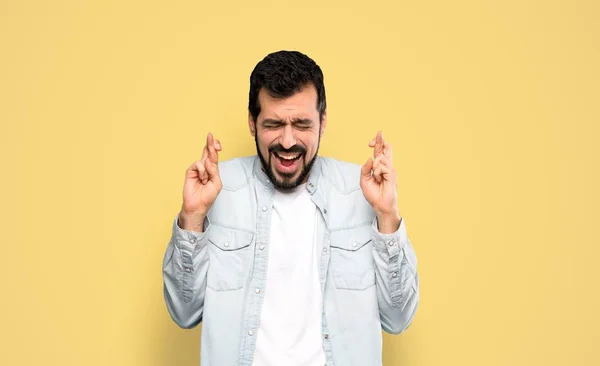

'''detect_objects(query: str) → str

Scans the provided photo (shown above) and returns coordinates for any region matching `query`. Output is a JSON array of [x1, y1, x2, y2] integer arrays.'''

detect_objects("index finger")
[[384, 142, 393, 162]]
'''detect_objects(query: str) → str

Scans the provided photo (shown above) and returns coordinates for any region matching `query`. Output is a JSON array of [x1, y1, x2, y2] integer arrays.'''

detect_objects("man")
[[162, 51, 419, 366]]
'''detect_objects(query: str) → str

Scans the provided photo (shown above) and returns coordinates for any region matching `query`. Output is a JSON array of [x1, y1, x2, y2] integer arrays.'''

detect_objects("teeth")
[[276, 153, 300, 160]]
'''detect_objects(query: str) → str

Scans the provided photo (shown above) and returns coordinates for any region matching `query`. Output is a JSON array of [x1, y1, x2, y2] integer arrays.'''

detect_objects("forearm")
[[162, 214, 211, 329], [372, 216, 420, 334]]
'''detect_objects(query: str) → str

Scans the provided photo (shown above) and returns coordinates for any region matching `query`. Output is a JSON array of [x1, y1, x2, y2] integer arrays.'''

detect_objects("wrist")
[[178, 209, 207, 232], [376, 211, 402, 234]]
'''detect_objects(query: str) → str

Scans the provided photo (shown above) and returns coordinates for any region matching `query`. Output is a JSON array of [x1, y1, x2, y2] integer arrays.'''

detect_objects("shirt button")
[[262, 206, 268, 212], [392, 272, 398, 277], [324, 209, 327, 214], [323, 247, 328, 253], [259, 245, 265, 250], [189, 238, 196, 244], [248, 330, 254, 336], [224, 242, 229, 248], [388, 240, 395, 247], [352, 242, 358, 248], [324, 333, 330, 339], [255, 288, 260, 294], [185, 268, 191, 273]]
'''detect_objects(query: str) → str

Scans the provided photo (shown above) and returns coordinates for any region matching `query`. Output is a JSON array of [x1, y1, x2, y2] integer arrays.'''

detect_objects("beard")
[[255, 136, 319, 190]]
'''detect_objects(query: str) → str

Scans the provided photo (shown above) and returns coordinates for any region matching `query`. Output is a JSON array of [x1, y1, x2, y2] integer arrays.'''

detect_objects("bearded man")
[[162, 50, 419, 366]]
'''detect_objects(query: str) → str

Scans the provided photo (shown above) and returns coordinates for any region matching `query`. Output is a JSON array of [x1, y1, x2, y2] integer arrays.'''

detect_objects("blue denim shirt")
[[162, 155, 419, 366]]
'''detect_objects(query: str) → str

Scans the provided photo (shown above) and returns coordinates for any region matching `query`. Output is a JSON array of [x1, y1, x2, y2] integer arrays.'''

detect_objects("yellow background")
[[1, 0, 599, 365]]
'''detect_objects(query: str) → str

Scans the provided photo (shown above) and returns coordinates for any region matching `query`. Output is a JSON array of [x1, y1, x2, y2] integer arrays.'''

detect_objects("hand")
[[179, 133, 223, 231], [360, 131, 402, 233]]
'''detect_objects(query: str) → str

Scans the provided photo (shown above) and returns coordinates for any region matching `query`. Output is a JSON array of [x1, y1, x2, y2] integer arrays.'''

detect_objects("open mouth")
[[273, 151, 302, 168]]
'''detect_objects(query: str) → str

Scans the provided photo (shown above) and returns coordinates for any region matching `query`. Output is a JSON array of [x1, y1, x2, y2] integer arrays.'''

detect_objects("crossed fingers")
[[189, 133, 222, 184], [368, 131, 394, 183]]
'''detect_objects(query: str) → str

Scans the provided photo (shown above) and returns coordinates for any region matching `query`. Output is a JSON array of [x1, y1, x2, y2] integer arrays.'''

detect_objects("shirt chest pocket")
[[207, 225, 254, 291], [329, 225, 375, 290]]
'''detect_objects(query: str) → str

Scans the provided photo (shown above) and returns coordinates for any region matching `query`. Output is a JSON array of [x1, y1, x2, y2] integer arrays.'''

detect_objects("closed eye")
[[261, 119, 285, 129], [292, 118, 314, 130], [261, 118, 314, 130]]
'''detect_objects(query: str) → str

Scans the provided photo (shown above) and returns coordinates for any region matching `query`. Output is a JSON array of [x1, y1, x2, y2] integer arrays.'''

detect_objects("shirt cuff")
[[371, 216, 408, 255], [172, 214, 211, 252]]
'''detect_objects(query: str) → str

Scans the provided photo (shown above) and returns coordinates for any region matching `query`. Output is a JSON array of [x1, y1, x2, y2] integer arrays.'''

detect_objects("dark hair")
[[248, 50, 326, 123]]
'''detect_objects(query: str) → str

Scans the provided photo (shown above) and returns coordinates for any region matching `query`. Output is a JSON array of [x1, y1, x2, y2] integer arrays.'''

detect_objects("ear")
[[248, 112, 256, 137], [319, 112, 327, 137]]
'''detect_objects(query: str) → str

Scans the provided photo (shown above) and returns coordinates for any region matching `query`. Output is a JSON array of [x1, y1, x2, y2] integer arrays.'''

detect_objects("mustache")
[[268, 144, 306, 155]]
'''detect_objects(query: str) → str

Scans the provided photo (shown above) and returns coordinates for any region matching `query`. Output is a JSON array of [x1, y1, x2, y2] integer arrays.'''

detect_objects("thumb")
[[361, 158, 373, 181]]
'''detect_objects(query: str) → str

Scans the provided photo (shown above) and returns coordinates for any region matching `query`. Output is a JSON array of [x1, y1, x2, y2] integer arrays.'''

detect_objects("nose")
[[280, 124, 296, 149]]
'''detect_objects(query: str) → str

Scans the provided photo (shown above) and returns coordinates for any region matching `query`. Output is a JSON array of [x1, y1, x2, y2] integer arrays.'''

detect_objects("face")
[[249, 84, 327, 190]]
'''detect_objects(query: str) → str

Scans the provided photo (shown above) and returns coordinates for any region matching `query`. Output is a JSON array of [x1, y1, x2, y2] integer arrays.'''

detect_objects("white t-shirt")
[[253, 183, 326, 366]]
